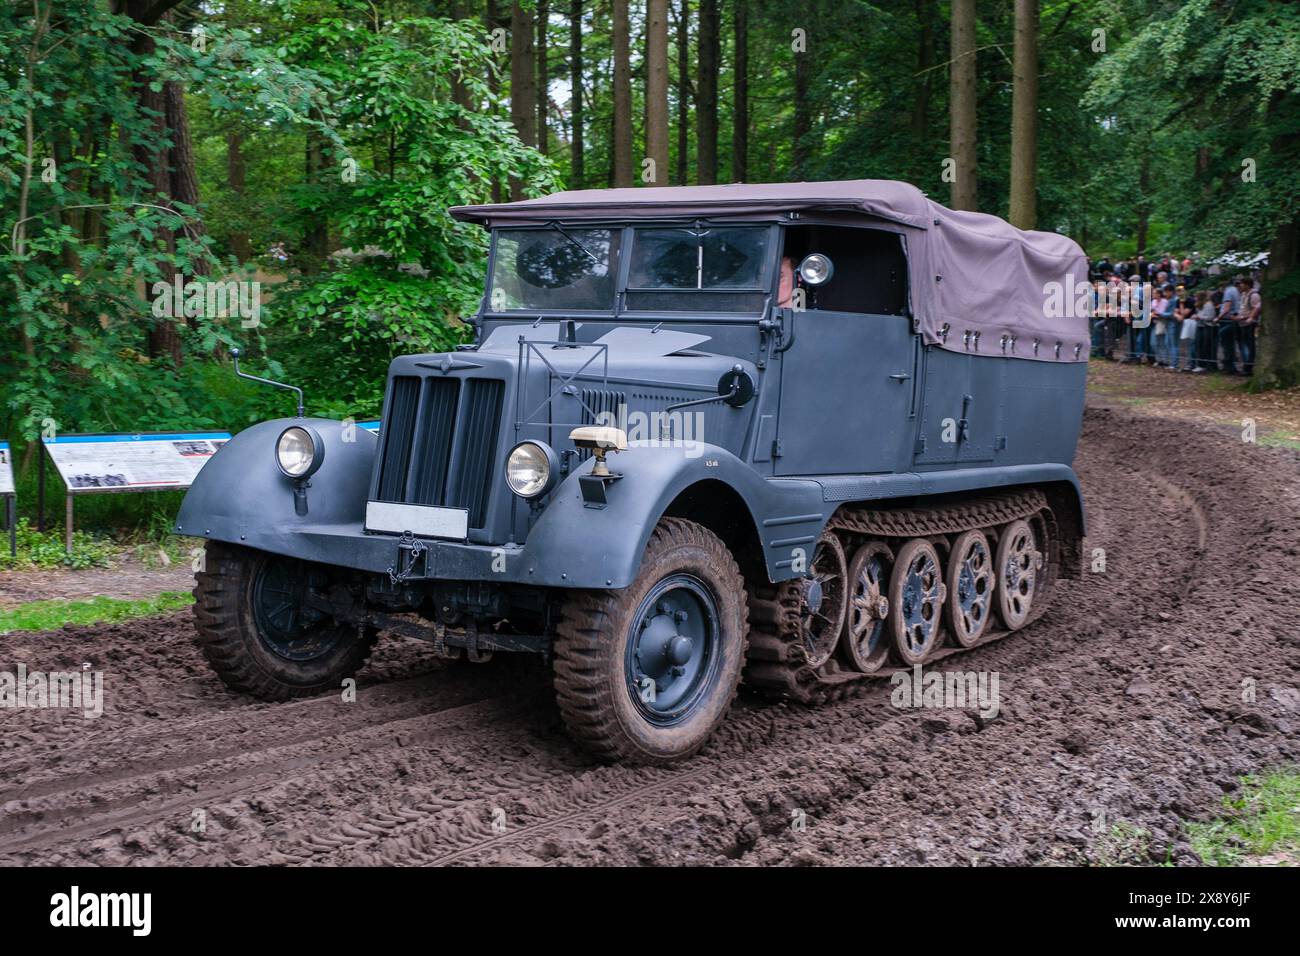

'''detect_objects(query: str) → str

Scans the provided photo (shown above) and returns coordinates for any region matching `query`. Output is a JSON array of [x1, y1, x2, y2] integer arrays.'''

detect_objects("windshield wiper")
[[546, 220, 600, 264]]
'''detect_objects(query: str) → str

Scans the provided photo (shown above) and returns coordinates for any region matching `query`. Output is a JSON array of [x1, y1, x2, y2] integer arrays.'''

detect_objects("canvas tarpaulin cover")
[[451, 180, 1091, 362]]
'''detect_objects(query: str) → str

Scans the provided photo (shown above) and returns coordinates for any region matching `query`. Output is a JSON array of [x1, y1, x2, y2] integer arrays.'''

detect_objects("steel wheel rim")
[[952, 533, 994, 645], [998, 520, 1038, 627], [252, 557, 335, 662], [800, 534, 847, 668], [625, 573, 721, 726], [845, 543, 891, 671], [897, 544, 942, 657]]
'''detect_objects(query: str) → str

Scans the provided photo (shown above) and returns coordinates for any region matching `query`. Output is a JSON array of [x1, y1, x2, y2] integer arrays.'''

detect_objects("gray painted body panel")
[[176, 414, 1082, 588]]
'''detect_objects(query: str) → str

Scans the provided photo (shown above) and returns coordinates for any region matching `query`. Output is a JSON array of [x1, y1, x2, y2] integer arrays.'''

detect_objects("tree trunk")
[[537, 0, 549, 156], [1135, 150, 1151, 256], [569, 0, 584, 188], [303, 127, 329, 274], [792, 18, 811, 176], [612, 0, 633, 186], [732, 0, 748, 182], [949, 0, 977, 211], [227, 131, 252, 262], [1256, 218, 1300, 388], [1008, 0, 1038, 229], [675, 0, 690, 185], [487, 0, 505, 201], [696, 0, 718, 184], [165, 78, 209, 293], [910, 0, 936, 181], [645, 0, 670, 184], [130, 28, 183, 364], [510, 2, 537, 199]]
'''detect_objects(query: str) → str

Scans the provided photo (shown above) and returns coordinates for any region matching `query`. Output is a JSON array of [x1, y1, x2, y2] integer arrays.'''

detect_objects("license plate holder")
[[365, 500, 469, 541]]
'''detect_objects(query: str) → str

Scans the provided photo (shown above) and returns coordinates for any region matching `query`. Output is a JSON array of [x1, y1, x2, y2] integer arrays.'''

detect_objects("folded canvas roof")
[[451, 180, 1090, 363]]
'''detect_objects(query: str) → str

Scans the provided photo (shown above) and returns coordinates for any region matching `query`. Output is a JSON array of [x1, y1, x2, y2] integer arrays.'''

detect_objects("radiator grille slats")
[[373, 374, 504, 530], [451, 379, 504, 528], [407, 378, 458, 505], [376, 376, 420, 501]]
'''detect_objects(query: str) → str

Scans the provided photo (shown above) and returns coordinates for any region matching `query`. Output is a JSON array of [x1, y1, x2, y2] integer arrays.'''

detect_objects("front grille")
[[375, 375, 505, 529]]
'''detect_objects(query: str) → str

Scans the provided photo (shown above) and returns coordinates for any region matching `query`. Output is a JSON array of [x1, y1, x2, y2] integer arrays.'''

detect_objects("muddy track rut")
[[1, 402, 1297, 866]]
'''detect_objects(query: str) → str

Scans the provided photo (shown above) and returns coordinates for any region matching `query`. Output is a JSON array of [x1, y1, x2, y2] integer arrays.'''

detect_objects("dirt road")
[[2, 403, 1298, 866]]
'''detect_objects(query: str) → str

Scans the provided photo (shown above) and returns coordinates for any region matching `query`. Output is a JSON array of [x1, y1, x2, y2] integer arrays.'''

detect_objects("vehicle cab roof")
[[449, 179, 935, 228], [452, 180, 1091, 364]]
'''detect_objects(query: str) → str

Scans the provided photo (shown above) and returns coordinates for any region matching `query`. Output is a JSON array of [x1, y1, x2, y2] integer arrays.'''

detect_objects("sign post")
[[0, 441, 14, 558], [41, 431, 232, 554]]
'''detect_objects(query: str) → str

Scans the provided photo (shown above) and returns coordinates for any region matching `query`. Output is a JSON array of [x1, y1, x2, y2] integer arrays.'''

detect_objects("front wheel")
[[552, 518, 748, 765], [192, 541, 377, 699]]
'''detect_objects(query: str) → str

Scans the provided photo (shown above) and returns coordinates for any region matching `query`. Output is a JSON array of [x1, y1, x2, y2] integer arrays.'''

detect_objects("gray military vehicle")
[[179, 180, 1090, 764]]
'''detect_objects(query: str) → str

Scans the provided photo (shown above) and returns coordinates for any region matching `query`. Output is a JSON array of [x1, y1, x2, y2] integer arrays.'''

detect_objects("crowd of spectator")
[[1088, 253, 1263, 376]]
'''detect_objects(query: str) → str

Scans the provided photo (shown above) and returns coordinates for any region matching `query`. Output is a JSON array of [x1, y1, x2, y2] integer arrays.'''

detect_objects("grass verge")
[[0, 591, 193, 634], [1188, 769, 1300, 866]]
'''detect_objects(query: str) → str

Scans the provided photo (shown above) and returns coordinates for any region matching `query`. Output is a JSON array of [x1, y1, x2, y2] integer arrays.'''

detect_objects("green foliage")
[[1086, 0, 1300, 257], [0, 591, 193, 634], [0, 0, 554, 534], [269, 263, 473, 419], [0, 518, 115, 570]]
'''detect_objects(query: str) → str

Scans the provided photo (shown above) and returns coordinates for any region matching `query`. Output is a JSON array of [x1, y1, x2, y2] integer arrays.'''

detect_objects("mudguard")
[[515, 443, 827, 589], [519, 454, 1086, 589], [175, 418, 377, 547]]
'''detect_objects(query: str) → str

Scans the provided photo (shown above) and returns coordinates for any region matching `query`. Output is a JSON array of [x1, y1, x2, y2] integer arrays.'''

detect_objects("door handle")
[[888, 373, 910, 382]]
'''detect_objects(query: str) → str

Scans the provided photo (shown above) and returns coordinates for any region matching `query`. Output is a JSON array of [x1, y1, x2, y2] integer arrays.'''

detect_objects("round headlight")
[[798, 253, 835, 286], [276, 425, 322, 479], [505, 441, 558, 498]]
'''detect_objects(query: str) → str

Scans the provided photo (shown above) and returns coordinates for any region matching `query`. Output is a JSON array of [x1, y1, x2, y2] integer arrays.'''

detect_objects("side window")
[[781, 226, 908, 315]]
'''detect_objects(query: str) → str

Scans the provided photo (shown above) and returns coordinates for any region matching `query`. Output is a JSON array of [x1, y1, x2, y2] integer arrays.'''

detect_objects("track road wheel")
[[946, 530, 995, 647], [840, 540, 892, 673], [888, 538, 946, 665], [797, 530, 849, 668], [995, 518, 1041, 630], [552, 518, 748, 765], [192, 541, 376, 700]]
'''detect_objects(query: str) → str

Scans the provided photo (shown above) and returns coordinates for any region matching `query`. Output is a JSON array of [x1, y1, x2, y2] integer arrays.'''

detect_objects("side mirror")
[[717, 365, 755, 407], [798, 253, 835, 286]]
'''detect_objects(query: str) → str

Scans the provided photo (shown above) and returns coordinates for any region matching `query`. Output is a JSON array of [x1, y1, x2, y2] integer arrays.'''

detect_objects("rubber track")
[[744, 489, 1057, 705]]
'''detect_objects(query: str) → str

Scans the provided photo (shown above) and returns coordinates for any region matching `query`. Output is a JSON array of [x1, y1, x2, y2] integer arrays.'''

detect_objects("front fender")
[[176, 418, 377, 551], [517, 443, 827, 589]]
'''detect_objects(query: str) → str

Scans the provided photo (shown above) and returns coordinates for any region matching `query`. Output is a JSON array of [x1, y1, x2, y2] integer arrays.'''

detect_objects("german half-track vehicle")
[[179, 180, 1089, 764]]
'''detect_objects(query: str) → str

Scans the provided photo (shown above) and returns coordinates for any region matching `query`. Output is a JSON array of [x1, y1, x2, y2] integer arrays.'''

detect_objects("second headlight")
[[505, 441, 559, 498]]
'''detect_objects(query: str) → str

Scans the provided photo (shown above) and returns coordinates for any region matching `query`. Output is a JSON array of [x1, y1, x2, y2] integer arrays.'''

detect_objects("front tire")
[[552, 518, 748, 765], [192, 541, 377, 700]]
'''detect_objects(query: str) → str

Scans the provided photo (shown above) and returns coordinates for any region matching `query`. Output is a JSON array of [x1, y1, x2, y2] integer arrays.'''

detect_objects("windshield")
[[628, 226, 769, 290], [489, 227, 621, 311]]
